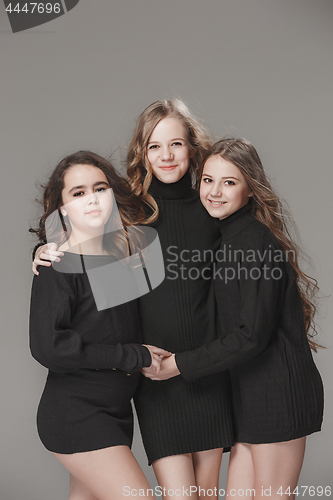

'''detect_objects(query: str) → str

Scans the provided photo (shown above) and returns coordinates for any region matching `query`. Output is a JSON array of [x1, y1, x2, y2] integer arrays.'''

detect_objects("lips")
[[208, 200, 227, 206], [86, 209, 101, 215], [159, 165, 177, 170]]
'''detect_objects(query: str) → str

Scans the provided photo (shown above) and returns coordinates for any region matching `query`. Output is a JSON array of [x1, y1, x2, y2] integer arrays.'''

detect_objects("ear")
[[189, 148, 195, 159], [248, 190, 254, 198], [60, 208, 67, 217]]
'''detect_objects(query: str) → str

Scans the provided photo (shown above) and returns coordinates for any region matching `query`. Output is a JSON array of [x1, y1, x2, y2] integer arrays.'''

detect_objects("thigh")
[[53, 445, 154, 500], [251, 438, 306, 500], [192, 448, 223, 499], [226, 443, 255, 500], [152, 454, 198, 500], [69, 474, 98, 500]]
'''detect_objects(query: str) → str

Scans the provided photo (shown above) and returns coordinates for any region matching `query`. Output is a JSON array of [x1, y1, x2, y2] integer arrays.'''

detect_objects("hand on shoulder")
[[32, 243, 64, 276]]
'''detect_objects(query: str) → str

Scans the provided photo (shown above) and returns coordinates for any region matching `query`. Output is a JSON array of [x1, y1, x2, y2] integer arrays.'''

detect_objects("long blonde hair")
[[201, 138, 321, 351], [127, 98, 212, 223]]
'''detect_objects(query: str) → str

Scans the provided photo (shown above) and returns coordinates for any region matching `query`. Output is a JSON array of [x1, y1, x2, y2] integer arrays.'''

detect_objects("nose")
[[87, 192, 99, 205], [209, 183, 223, 198], [160, 146, 173, 161]]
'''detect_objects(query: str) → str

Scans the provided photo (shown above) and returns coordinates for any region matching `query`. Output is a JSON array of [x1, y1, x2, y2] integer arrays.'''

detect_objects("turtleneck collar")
[[216, 204, 257, 240], [148, 170, 193, 201]]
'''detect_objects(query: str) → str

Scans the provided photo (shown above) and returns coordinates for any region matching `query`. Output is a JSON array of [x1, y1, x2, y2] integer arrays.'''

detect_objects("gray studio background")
[[1, 1, 332, 499]]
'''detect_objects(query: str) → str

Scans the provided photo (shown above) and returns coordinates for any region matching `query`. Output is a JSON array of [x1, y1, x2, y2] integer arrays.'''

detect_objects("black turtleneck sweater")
[[176, 205, 324, 444], [134, 172, 234, 464]]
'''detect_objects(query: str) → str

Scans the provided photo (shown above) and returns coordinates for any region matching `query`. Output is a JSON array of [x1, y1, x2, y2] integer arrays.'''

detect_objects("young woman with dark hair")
[[30, 151, 169, 500]]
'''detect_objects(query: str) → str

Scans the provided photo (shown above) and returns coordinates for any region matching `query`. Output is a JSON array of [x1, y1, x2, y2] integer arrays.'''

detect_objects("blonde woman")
[[127, 100, 233, 499]]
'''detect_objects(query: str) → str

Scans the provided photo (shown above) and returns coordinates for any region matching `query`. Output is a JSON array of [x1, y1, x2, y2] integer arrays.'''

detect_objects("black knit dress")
[[29, 252, 152, 454], [134, 172, 234, 464], [176, 205, 324, 444]]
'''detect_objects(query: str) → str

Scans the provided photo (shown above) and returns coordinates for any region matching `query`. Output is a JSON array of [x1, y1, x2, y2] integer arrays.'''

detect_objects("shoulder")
[[230, 219, 289, 269], [238, 218, 280, 251], [32, 263, 75, 295]]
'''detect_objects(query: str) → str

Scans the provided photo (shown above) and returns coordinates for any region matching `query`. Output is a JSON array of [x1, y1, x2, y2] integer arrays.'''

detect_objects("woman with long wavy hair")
[[30, 151, 169, 500], [147, 138, 324, 500]]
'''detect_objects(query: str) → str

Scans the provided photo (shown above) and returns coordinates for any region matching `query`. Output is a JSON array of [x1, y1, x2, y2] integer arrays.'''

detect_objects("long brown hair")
[[201, 138, 321, 351], [30, 151, 147, 258], [127, 98, 212, 223]]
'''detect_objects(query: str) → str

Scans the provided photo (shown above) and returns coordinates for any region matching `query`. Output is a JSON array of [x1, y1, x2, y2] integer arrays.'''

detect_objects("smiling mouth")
[[208, 200, 227, 206], [159, 165, 177, 170]]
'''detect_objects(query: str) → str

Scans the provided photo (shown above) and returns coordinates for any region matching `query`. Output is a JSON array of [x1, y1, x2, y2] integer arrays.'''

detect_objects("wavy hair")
[[127, 98, 212, 223], [200, 138, 321, 351], [30, 151, 147, 259]]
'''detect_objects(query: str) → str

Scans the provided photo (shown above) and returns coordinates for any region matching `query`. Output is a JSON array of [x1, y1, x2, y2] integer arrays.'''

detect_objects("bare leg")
[[53, 445, 154, 500], [192, 448, 223, 499], [226, 444, 255, 500], [251, 437, 306, 500], [69, 474, 98, 500], [152, 453, 198, 500]]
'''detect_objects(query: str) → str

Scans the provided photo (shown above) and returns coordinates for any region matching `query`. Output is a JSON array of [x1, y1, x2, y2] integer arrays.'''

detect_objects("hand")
[[32, 243, 64, 275], [142, 353, 180, 381], [142, 345, 171, 376]]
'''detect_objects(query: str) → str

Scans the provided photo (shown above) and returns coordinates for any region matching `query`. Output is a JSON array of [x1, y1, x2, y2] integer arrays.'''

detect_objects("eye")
[[73, 191, 84, 197], [225, 180, 235, 185], [148, 144, 159, 150], [96, 187, 107, 192], [202, 177, 212, 183], [172, 141, 183, 146]]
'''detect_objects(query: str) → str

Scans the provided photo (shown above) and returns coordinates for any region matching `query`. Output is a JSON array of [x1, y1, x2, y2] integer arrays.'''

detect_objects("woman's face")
[[200, 155, 252, 220], [61, 164, 113, 239], [147, 117, 192, 184]]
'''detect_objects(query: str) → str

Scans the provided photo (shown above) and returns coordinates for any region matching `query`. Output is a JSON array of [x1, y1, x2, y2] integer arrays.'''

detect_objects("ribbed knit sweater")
[[134, 172, 234, 464], [176, 205, 324, 443]]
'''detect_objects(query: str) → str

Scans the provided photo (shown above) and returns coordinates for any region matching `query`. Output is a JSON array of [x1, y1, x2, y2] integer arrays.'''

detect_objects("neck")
[[149, 170, 193, 200], [61, 233, 107, 255]]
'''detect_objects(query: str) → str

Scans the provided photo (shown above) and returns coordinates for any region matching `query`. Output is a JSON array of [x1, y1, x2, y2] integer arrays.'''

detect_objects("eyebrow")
[[202, 174, 239, 180], [147, 137, 186, 144], [68, 181, 109, 194]]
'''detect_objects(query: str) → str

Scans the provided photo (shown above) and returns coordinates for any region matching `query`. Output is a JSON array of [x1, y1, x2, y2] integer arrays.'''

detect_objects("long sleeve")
[[175, 232, 287, 382], [29, 265, 151, 374]]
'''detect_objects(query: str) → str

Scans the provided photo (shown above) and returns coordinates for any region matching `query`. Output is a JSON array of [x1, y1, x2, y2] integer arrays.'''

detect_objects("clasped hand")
[[142, 347, 180, 380]]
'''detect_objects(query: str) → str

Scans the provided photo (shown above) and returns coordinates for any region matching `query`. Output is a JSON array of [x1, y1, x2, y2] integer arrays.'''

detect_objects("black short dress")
[[176, 205, 324, 444], [29, 252, 151, 454], [134, 173, 234, 464]]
